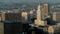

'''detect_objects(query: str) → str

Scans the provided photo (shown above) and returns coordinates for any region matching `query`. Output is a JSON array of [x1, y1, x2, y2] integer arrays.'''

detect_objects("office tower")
[[2, 11, 23, 34], [35, 3, 47, 26], [1, 11, 21, 22], [37, 4, 41, 20], [52, 12, 60, 23], [21, 12, 28, 22], [44, 4, 48, 17], [52, 12, 56, 22]]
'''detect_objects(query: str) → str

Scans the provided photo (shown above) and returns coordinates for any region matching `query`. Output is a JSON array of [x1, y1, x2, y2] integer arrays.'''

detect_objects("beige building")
[[35, 4, 47, 26], [48, 24, 60, 34], [52, 12, 60, 23], [21, 12, 28, 20], [52, 12, 57, 22], [29, 10, 33, 14], [44, 4, 48, 17]]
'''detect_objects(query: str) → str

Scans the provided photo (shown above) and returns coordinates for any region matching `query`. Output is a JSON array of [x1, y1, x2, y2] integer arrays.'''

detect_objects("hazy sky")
[[0, 0, 60, 3]]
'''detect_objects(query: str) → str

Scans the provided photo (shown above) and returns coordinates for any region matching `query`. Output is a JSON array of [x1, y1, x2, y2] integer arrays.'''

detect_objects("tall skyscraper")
[[44, 4, 48, 17], [37, 4, 41, 20], [35, 3, 47, 26]]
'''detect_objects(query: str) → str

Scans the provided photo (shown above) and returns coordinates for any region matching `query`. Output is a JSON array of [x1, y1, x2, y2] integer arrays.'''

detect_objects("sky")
[[0, 0, 60, 3]]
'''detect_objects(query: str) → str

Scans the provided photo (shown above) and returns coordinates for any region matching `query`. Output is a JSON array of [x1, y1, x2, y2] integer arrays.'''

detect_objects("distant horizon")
[[0, 0, 60, 3]]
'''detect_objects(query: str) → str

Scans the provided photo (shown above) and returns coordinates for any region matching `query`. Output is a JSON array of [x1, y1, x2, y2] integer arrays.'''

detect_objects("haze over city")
[[0, 0, 60, 34], [0, 0, 60, 3]]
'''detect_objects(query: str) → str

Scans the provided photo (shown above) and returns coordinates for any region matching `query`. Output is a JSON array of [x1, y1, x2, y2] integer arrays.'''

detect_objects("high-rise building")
[[52, 12, 56, 22], [56, 12, 60, 23], [44, 4, 48, 17], [1, 11, 21, 22], [35, 3, 47, 26], [52, 12, 60, 23], [21, 12, 28, 22]]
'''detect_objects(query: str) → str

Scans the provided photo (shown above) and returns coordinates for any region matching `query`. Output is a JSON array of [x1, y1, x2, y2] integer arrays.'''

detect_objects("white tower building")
[[35, 3, 47, 26]]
